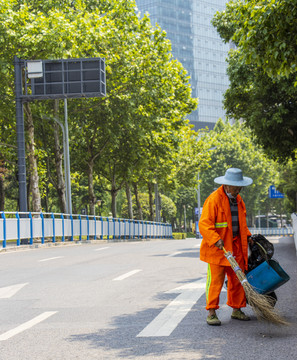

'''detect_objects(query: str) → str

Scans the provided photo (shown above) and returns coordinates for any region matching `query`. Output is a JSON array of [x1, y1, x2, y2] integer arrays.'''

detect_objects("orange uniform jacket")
[[199, 185, 251, 270]]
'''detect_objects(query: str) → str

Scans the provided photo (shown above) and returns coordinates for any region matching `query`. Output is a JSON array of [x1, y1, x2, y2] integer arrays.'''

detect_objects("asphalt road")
[[0, 236, 296, 360]]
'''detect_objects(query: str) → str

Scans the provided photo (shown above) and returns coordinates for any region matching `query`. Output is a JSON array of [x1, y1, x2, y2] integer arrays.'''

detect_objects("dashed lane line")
[[112, 269, 142, 281], [166, 251, 183, 257], [94, 247, 110, 252], [38, 256, 64, 262], [0, 311, 58, 341]]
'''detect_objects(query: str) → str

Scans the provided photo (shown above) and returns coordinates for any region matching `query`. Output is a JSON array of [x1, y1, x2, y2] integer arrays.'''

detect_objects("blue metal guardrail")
[[0, 212, 173, 249], [249, 227, 293, 236]]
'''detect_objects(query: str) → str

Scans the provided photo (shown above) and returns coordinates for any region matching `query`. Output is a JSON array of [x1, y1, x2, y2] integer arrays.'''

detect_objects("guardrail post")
[[1, 212, 6, 248], [51, 212, 55, 243], [61, 214, 65, 242], [40, 212, 45, 244], [94, 216, 97, 240], [79, 215, 82, 241], [141, 220, 144, 239], [86, 215, 89, 241], [29, 212, 34, 245], [128, 219, 131, 239], [123, 219, 126, 239], [100, 216, 103, 240], [16, 212, 20, 246], [112, 218, 115, 240], [70, 214, 74, 241], [107, 218, 110, 240], [118, 219, 121, 239]]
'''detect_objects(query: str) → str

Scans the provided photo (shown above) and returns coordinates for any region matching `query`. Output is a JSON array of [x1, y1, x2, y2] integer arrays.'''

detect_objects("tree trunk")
[[133, 182, 143, 220], [44, 182, 49, 213], [125, 182, 133, 219], [24, 103, 42, 212], [0, 176, 4, 211], [27, 170, 31, 212], [111, 177, 117, 218], [88, 159, 96, 215], [148, 182, 154, 221], [53, 100, 66, 213]]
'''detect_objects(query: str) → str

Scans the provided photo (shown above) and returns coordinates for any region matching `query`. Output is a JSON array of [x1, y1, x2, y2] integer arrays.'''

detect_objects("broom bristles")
[[224, 250, 289, 326]]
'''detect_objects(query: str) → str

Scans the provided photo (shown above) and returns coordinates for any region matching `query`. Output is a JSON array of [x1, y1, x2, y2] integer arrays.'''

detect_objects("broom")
[[223, 247, 289, 326]]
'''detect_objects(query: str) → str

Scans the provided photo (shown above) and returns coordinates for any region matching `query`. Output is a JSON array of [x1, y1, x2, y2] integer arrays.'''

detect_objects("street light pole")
[[196, 172, 201, 238], [183, 204, 187, 233]]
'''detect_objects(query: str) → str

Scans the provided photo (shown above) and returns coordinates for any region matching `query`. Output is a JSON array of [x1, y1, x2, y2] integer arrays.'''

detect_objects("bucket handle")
[[254, 241, 269, 261]]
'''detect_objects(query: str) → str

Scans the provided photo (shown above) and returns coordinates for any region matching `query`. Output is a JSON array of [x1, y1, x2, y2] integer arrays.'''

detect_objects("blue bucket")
[[247, 259, 290, 294]]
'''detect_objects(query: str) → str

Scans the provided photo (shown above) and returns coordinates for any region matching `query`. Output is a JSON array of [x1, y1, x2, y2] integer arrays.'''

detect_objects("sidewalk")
[[267, 235, 297, 320]]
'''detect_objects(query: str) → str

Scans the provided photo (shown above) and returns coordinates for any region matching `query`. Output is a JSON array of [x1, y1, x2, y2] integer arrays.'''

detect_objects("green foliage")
[[120, 192, 176, 223], [186, 232, 196, 238], [213, 0, 297, 163], [200, 121, 279, 224], [121, 192, 150, 220], [0, 0, 197, 215], [278, 158, 297, 215], [213, 0, 297, 80], [222, 50, 297, 162], [172, 232, 186, 240]]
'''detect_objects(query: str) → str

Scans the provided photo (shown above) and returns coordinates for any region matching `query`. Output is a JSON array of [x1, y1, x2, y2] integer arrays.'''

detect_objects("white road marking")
[[38, 256, 64, 262], [0, 283, 29, 299], [167, 251, 182, 257], [193, 244, 201, 248], [94, 247, 110, 252], [0, 311, 57, 341], [113, 269, 142, 281], [137, 278, 206, 337]]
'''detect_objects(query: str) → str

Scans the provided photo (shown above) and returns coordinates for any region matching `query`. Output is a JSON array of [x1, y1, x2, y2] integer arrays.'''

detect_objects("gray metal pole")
[[197, 172, 201, 238], [64, 99, 72, 214], [14, 56, 27, 212], [183, 204, 187, 233], [154, 183, 160, 222]]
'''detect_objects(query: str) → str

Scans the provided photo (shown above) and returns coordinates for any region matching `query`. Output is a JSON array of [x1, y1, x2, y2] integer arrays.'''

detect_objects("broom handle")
[[222, 246, 228, 254]]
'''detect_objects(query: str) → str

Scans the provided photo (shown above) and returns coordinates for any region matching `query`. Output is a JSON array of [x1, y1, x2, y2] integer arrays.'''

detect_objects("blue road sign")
[[195, 207, 203, 216], [268, 185, 285, 199]]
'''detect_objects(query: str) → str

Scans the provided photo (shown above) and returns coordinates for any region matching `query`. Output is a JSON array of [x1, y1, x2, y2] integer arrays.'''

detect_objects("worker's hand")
[[215, 239, 224, 250], [248, 236, 254, 245]]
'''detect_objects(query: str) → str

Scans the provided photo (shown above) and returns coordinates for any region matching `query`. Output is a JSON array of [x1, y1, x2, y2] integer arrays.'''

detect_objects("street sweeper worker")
[[199, 168, 254, 326]]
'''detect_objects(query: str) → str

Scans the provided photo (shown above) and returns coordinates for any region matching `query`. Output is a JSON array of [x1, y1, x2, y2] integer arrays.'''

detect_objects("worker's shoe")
[[231, 309, 251, 321], [206, 314, 221, 326]]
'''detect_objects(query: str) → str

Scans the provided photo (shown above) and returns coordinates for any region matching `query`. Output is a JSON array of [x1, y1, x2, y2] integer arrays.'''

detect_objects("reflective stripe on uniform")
[[215, 222, 228, 228], [206, 264, 211, 302]]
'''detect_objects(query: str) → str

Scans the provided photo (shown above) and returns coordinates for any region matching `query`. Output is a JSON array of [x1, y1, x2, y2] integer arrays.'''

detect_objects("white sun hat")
[[214, 168, 253, 186]]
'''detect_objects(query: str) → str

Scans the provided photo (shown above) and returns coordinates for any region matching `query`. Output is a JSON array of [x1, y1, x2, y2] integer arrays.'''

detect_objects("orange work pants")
[[205, 237, 246, 310]]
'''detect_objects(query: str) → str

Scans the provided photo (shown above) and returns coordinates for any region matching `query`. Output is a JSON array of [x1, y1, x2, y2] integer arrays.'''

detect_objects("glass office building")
[[136, 0, 230, 130]]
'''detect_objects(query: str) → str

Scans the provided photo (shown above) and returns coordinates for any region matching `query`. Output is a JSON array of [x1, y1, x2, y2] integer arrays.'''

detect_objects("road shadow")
[[66, 240, 297, 359], [153, 247, 200, 259]]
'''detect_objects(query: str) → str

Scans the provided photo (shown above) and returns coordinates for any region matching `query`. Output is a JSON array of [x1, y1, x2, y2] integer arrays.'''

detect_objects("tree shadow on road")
[[66, 290, 297, 360], [66, 240, 297, 359]]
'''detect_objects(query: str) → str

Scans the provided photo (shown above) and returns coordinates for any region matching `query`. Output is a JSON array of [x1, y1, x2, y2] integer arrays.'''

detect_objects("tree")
[[213, 1, 297, 162], [213, 0, 297, 79], [200, 120, 279, 226], [223, 51, 297, 161], [1, 0, 196, 216]]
